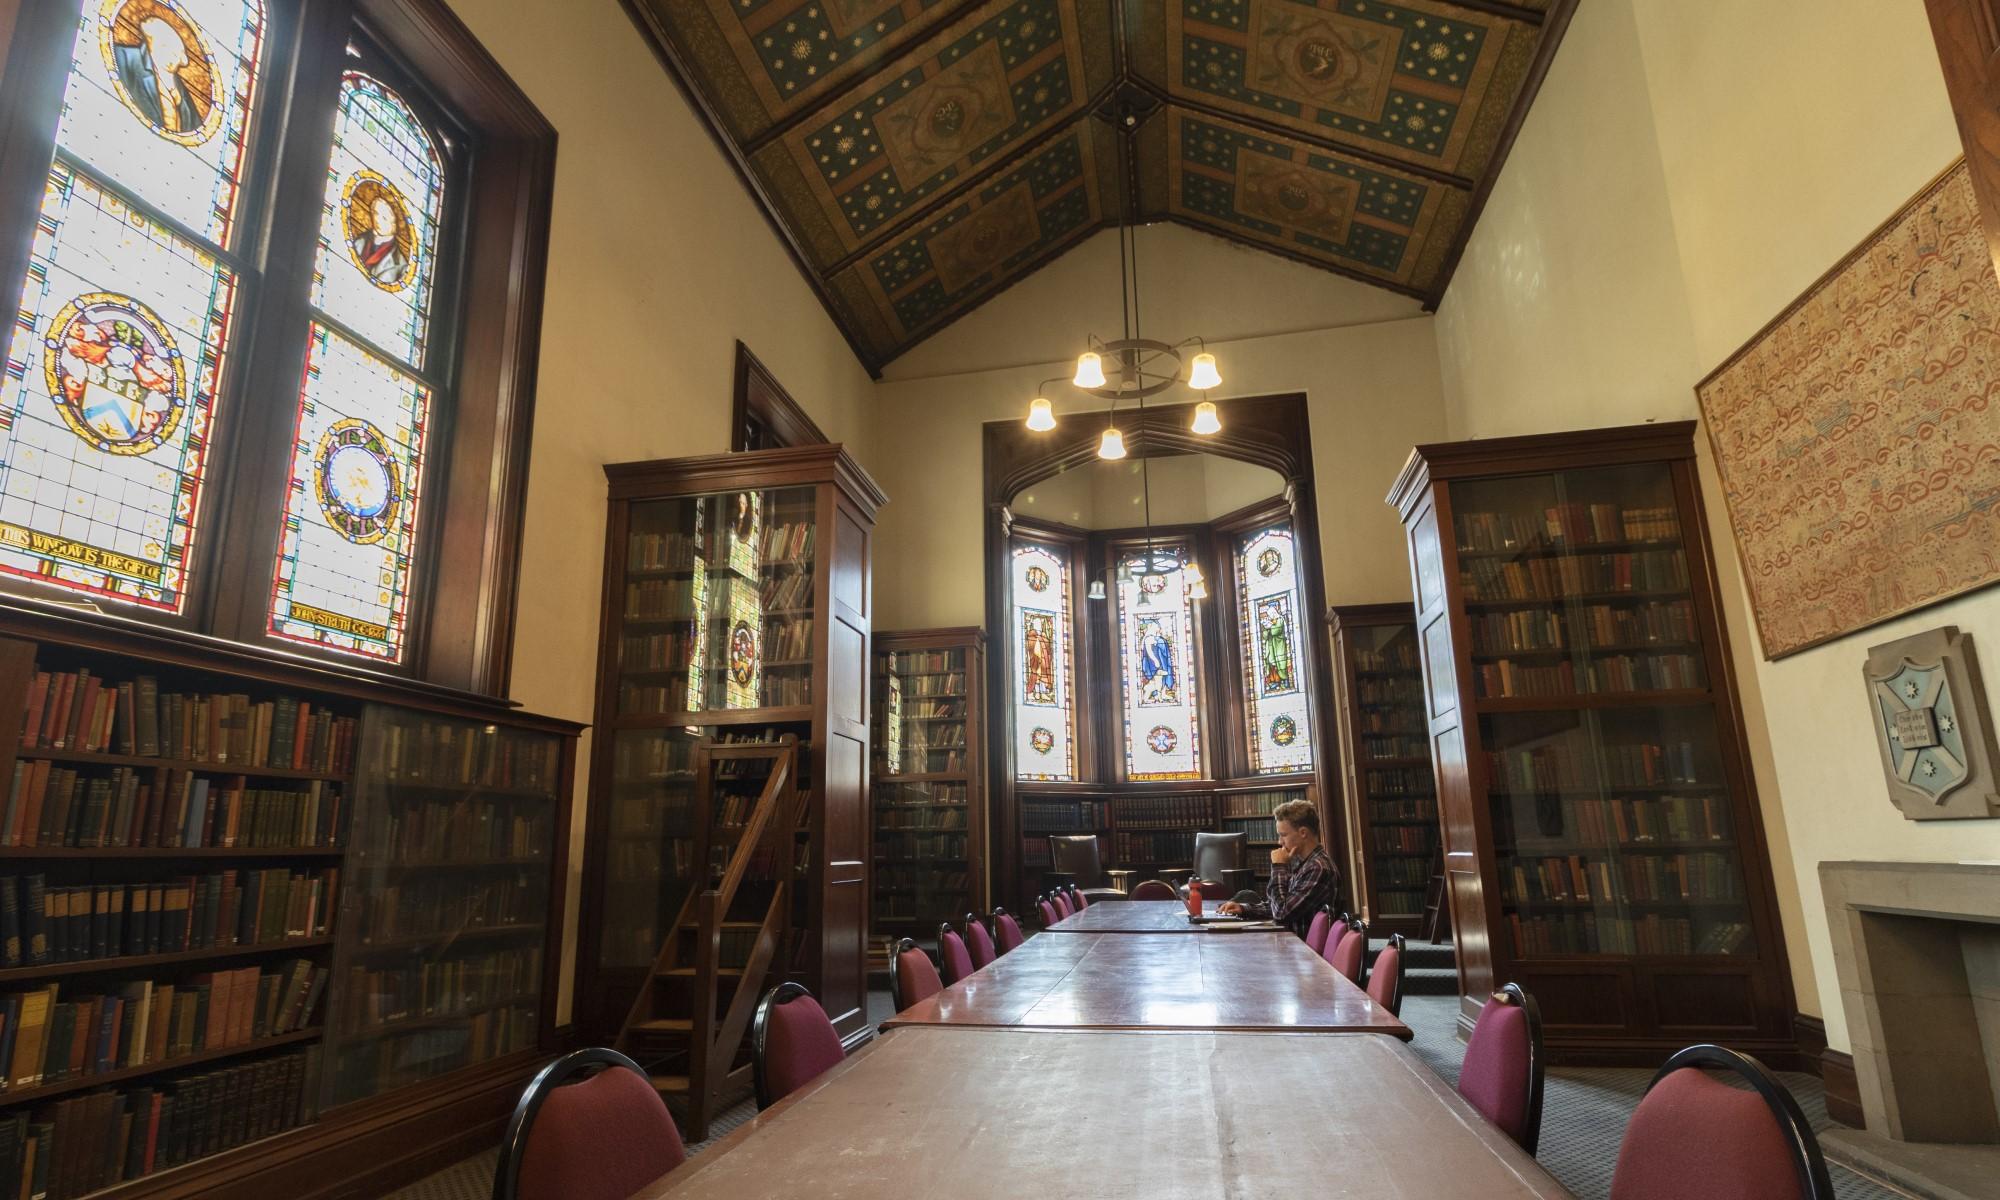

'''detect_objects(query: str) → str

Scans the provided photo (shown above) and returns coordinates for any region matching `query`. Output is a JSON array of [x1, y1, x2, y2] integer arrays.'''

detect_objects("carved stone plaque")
[[1863, 626, 2000, 820]]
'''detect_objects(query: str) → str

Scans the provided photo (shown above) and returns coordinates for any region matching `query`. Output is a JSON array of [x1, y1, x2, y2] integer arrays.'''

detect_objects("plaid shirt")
[[1245, 844, 1337, 939]]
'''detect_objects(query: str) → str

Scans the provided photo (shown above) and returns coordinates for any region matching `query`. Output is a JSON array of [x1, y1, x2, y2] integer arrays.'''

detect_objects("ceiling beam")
[[1436, 0, 1548, 26], [1123, 77, 1477, 192], [1421, 0, 1579, 309]]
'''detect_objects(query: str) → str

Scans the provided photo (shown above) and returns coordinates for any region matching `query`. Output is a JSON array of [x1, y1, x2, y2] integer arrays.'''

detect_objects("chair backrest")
[[1036, 894, 1061, 926], [1366, 933, 1406, 1017], [1192, 830, 1246, 882], [495, 1047, 685, 1200], [1457, 983, 1545, 1155], [1187, 879, 1232, 901], [889, 937, 942, 1014], [1129, 879, 1177, 901], [993, 907, 1025, 953], [752, 983, 844, 1111], [1304, 907, 1334, 955], [1066, 885, 1089, 909], [938, 923, 975, 985], [1611, 1045, 1833, 1200], [1048, 834, 1106, 885], [1327, 919, 1367, 984], [1051, 891, 1074, 919], [964, 912, 997, 968]]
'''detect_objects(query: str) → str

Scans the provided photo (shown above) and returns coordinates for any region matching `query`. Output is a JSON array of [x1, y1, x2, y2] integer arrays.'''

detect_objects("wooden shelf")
[[1475, 689, 1713, 712], [0, 1026, 324, 1109], [1359, 755, 1429, 767], [343, 993, 537, 1040], [1465, 588, 1693, 609], [352, 924, 545, 955], [10, 744, 346, 782], [1470, 641, 1702, 659], [1454, 536, 1683, 560], [0, 936, 336, 984], [0, 844, 343, 859], [617, 707, 814, 728]]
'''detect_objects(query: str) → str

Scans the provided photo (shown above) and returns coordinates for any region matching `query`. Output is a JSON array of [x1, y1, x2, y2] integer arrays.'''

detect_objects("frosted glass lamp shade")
[[1026, 396, 1057, 431], [1190, 401, 1221, 435], [1187, 352, 1221, 390], [1073, 352, 1107, 389], [1097, 426, 1128, 459], [1185, 561, 1208, 600]]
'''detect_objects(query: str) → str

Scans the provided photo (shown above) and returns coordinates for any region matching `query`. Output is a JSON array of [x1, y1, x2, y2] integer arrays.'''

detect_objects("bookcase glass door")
[[1450, 464, 1755, 960], [618, 487, 819, 718], [328, 707, 560, 1107], [1348, 622, 1436, 930], [871, 646, 970, 941]]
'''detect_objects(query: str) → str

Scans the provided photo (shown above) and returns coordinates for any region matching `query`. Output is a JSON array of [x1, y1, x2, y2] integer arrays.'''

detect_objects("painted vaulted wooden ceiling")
[[626, 0, 1577, 373]]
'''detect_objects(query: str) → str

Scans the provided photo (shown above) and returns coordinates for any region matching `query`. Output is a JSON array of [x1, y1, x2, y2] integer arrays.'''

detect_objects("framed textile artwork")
[[1697, 160, 2000, 659]]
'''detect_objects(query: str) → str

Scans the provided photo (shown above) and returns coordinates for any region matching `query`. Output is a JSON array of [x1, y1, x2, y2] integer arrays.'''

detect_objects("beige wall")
[[444, 0, 880, 1023], [1434, 0, 1987, 1052], [1011, 454, 1286, 529]]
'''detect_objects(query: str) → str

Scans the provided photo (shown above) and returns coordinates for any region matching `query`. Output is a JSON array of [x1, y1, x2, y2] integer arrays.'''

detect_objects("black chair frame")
[[1374, 932, 1408, 1017], [1336, 914, 1369, 987], [1494, 982, 1546, 1156], [750, 981, 816, 1111], [493, 1046, 657, 1200], [888, 936, 925, 1014], [1647, 1044, 1835, 1200]]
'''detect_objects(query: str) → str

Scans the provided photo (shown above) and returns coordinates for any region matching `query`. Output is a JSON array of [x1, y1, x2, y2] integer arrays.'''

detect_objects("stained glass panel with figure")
[[1237, 524, 1314, 774], [1011, 540, 1075, 781], [1115, 543, 1203, 781]]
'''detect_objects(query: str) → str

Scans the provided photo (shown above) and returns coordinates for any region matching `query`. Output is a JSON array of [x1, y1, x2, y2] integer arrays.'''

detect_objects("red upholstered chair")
[[1326, 917, 1367, 985], [1187, 879, 1233, 902], [1304, 907, 1335, 956], [1457, 983, 1545, 1155], [1366, 933, 1406, 1017], [1611, 1045, 1833, 1200], [964, 912, 998, 968], [1052, 891, 1074, 919], [751, 983, 844, 1110], [494, 1047, 684, 1200], [993, 907, 1026, 953], [1036, 894, 1061, 926], [1129, 879, 1177, 901], [938, 922, 975, 985], [889, 937, 943, 1014], [1065, 884, 1088, 909]]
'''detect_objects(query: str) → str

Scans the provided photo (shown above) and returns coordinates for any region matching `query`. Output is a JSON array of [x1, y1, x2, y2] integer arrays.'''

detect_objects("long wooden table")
[[1043, 898, 1286, 932], [641, 1028, 1570, 1199], [882, 929, 1412, 1038]]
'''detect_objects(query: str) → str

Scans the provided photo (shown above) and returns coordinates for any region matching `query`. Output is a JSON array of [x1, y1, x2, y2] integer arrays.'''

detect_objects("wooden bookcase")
[[0, 597, 579, 1200], [869, 629, 985, 958], [1330, 604, 1441, 940], [1387, 421, 1796, 1063], [576, 445, 884, 1056]]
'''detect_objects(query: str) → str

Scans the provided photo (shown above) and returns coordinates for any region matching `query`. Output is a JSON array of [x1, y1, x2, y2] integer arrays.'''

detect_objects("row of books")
[[1373, 825, 1434, 853], [761, 571, 813, 612], [1370, 797, 1435, 821], [1473, 652, 1701, 698], [876, 806, 966, 830], [876, 781, 968, 805], [766, 617, 814, 661], [1507, 912, 1752, 956], [625, 530, 701, 572], [872, 865, 970, 900], [1220, 791, 1300, 819], [612, 731, 694, 782], [624, 578, 705, 618], [1457, 503, 1679, 552], [1020, 799, 1109, 833], [1488, 738, 1702, 792], [1110, 831, 1196, 864], [885, 650, 964, 674], [1352, 641, 1418, 672], [874, 832, 966, 860], [0, 1044, 317, 1200], [353, 798, 549, 865], [338, 946, 542, 1033], [1, 764, 341, 851], [761, 522, 816, 568], [761, 674, 812, 707], [2, 958, 325, 1092], [1504, 852, 1742, 904], [894, 672, 966, 698], [1502, 793, 1731, 847], [1375, 887, 1427, 916], [1111, 794, 1212, 829], [887, 726, 966, 750], [1364, 766, 1432, 797], [1361, 733, 1426, 759], [378, 721, 560, 792], [884, 748, 964, 773], [332, 1007, 529, 1103], [352, 875, 540, 946], [620, 629, 696, 672], [1, 871, 335, 968], [19, 669, 358, 775], [1221, 816, 1276, 841], [1358, 705, 1421, 733], [892, 701, 963, 721], [1371, 856, 1432, 887], [1460, 550, 1689, 603], [1470, 602, 1696, 652]]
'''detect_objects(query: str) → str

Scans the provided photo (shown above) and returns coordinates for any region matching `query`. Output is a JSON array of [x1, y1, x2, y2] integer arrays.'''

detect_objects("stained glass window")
[[0, 0, 264, 612], [1237, 524, 1314, 775], [268, 71, 446, 661], [1011, 539, 1076, 782], [1115, 543, 1203, 782]]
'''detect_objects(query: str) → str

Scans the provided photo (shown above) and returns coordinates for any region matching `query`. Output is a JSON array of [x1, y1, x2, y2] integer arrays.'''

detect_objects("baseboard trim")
[[1796, 1012, 1863, 1127]]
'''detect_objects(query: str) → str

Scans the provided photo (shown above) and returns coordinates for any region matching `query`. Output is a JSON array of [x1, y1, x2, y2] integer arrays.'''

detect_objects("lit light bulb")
[[1190, 400, 1221, 435], [1073, 352, 1106, 389], [1186, 561, 1208, 600], [1026, 396, 1056, 431], [1188, 352, 1221, 390], [1097, 425, 1127, 459]]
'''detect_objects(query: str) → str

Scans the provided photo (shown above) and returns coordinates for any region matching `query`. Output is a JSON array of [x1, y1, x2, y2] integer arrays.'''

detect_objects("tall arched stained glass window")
[[0, 0, 265, 611], [1011, 539, 1076, 782], [1115, 542, 1203, 782], [267, 69, 448, 661], [1237, 523, 1314, 774]]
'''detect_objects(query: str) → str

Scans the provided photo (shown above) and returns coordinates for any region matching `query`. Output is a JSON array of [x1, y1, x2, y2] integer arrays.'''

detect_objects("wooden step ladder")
[[615, 734, 805, 1141], [1420, 844, 1452, 944]]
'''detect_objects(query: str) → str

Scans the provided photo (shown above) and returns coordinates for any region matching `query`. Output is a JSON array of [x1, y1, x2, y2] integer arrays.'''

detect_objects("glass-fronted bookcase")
[[1388, 422, 1794, 1061], [869, 629, 984, 960]]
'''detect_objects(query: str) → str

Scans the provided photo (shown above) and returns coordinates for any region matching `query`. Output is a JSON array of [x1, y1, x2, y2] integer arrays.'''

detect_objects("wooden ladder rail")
[[1420, 843, 1451, 944], [615, 734, 804, 1140]]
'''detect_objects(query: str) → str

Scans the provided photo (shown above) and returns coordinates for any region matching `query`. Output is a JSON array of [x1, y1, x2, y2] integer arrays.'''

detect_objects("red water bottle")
[[1185, 876, 1202, 918]]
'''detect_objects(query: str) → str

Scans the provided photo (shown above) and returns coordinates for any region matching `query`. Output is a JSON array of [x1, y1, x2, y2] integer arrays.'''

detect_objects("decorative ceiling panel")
[[622, 0, 1575, 372]]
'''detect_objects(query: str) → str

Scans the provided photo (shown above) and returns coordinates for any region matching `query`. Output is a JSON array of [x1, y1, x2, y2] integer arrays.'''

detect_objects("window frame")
[[0, 0, 553, 695], [1005, 517, 1093, 785]]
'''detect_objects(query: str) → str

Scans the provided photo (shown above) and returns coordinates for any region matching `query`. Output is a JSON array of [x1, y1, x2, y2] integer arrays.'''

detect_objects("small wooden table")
[[1044, 899, 1285, 933], [882, 930, 1411, 1038], [640, 1028, 1570, 1199]]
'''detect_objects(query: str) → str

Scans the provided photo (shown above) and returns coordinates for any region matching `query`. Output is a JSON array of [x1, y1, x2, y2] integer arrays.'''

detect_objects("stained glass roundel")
[[43, 291, 186, 456], [340, 170, 419, 293], [98, 0, 224, 146], [312, 418, 401, 543]]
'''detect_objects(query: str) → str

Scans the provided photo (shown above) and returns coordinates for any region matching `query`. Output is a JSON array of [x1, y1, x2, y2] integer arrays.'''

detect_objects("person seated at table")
[[1217, 799, 1337, 939]]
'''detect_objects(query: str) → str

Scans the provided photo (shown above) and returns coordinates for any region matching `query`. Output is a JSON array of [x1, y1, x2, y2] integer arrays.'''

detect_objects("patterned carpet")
[[386, 990, 1915, 1200]]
